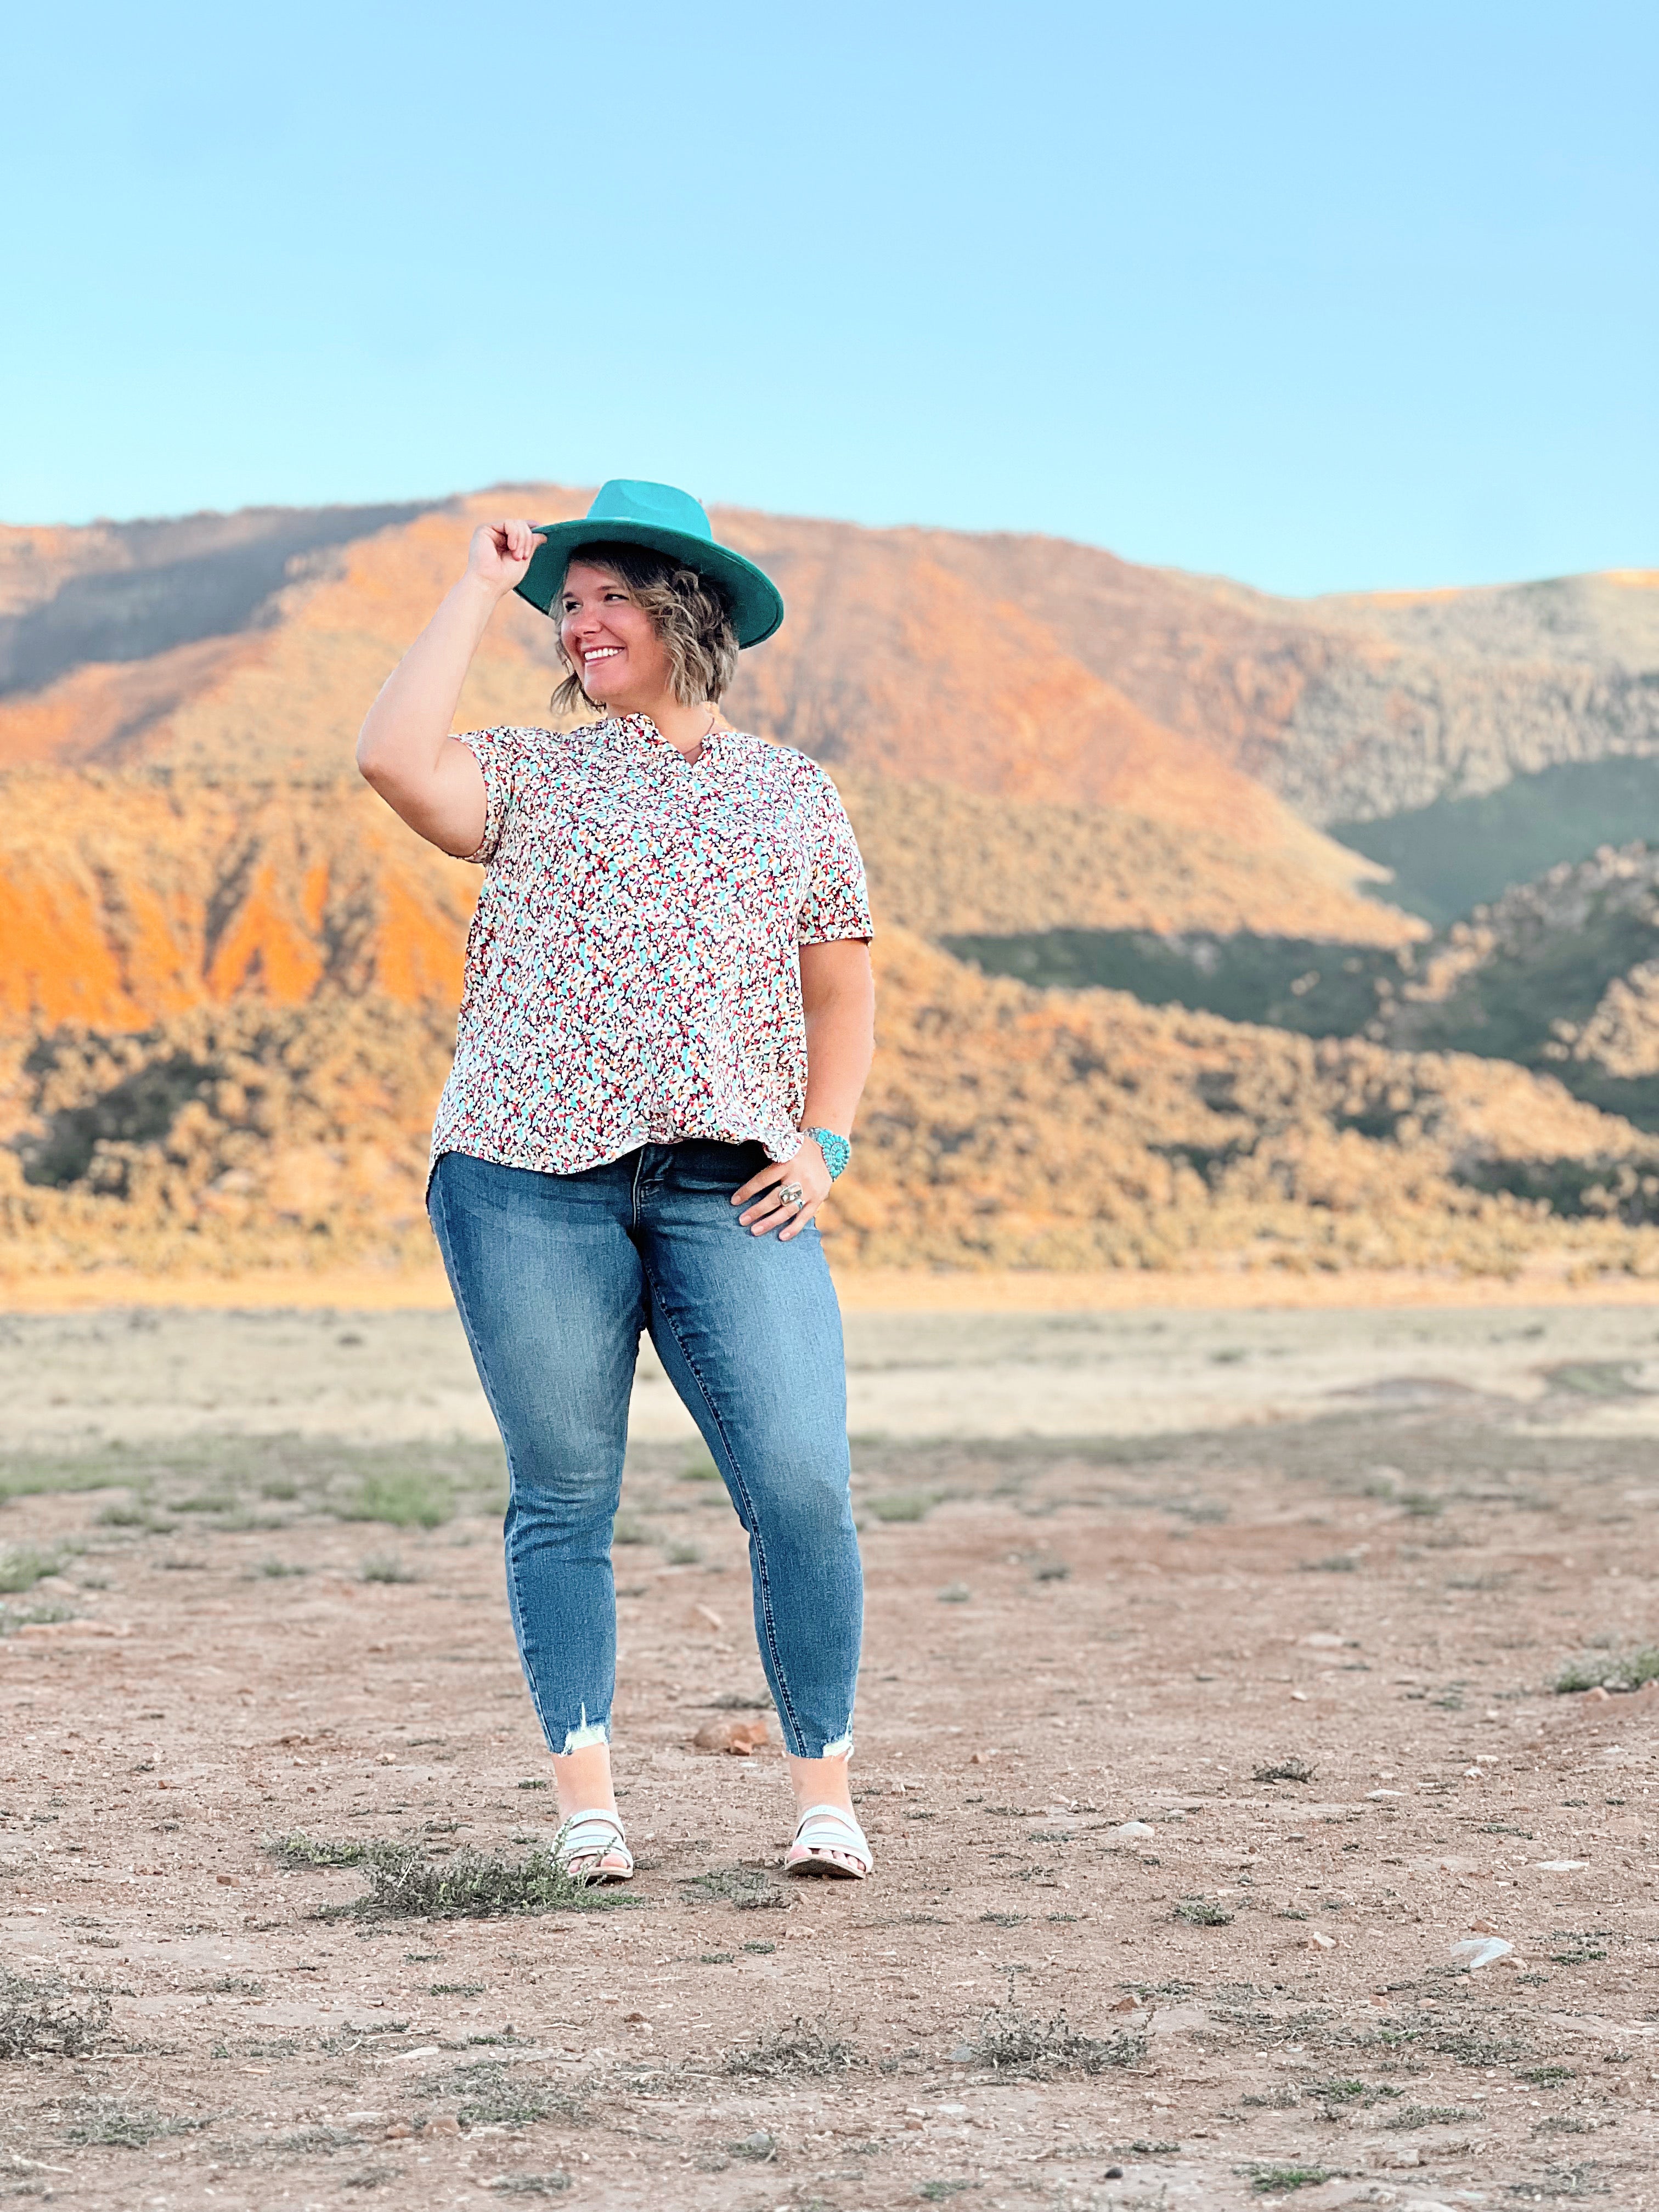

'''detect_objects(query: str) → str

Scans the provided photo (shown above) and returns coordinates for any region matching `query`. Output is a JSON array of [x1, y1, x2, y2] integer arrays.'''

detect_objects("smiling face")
[[557, 560, 676, 714]]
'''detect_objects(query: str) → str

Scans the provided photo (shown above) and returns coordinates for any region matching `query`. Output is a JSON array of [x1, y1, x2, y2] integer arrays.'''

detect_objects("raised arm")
[[355, 518, 543, 857]]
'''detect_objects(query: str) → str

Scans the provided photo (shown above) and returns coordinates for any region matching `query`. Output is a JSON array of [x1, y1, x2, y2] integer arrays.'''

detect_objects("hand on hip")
[[731, 1139, 832, 1240]]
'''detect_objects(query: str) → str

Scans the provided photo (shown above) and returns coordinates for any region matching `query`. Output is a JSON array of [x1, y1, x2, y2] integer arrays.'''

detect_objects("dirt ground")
[[2, 1302, 1658, 2212]]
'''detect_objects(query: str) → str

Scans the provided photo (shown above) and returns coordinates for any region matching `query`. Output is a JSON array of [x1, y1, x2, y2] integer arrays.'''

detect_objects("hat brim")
[[514, 520, 784, 649]]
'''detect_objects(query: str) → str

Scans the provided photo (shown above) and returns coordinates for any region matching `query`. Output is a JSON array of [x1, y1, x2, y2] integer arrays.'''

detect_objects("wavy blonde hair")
[[551, 541, 740, 717]]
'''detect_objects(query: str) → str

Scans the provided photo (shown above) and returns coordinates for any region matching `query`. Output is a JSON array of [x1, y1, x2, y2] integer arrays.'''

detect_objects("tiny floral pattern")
[[429, 715, 873, 1179]]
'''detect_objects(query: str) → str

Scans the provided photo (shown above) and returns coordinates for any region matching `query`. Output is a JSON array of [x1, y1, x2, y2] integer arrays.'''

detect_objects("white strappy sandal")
[[554, 1808, 634, 1884], [786, 1802, 873, 1881]]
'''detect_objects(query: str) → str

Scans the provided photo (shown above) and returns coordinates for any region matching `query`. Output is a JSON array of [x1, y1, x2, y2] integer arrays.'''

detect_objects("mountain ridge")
[[3, 485, 1657, 1280], [10, 489, 1657, 823]]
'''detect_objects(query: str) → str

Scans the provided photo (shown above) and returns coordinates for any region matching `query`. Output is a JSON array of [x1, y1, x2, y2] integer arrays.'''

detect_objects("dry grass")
[[0, 1970, 111, 2060], [722, 2019, 859, 2079], [967, 2007, 1147, 2077]]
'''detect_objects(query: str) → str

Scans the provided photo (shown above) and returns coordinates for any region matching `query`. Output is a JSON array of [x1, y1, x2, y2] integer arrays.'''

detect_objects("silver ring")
[[775, 1181, 805, 1209]]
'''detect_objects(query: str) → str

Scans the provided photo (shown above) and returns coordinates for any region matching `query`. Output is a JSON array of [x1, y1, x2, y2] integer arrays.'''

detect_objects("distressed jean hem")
[[560, 1717, 611, 1754]]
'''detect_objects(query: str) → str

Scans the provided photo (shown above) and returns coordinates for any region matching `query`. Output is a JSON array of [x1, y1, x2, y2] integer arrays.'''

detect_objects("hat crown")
[[585, 479, 713, 544], [515, 479, 782, 647]]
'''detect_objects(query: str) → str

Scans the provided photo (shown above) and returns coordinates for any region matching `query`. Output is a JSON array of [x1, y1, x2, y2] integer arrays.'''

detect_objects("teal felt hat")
[[515, 479, 784, 648]]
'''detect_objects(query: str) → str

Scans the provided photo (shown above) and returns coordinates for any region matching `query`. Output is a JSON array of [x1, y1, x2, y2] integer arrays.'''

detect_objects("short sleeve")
[[450, 726, 526, 865], [797, 770, 874, 945]]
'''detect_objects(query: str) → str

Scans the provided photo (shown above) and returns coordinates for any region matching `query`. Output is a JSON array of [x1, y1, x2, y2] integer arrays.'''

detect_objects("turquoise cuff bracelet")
[[803, 1126, 851, 1181]]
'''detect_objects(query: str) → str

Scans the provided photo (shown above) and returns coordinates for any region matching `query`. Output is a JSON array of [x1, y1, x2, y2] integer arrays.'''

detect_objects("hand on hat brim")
[[467, 519, 550, 595]]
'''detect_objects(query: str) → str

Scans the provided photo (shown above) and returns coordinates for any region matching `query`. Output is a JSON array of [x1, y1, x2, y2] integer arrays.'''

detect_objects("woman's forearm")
[[800, 944, 876, 1137], [358, 573, 501, 776], [356, 518, 543, 858], [354, 573, 501, 853]]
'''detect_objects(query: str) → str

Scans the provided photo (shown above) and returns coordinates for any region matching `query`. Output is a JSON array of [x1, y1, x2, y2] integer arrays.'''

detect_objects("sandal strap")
[[791, 1804, 870, 1857], [556, 1809, 630, 1862]]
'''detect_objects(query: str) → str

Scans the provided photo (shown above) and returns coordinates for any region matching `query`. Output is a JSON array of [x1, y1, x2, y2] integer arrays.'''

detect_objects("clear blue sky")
[[5, 2, 1655, 595]]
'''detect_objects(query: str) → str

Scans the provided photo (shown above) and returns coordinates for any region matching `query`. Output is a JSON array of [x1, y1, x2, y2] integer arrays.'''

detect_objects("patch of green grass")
[[279, 2125, 365, 2155], [359, 1552, 417, 1584], [0, 1448, 148, 1503], [1301, 1554, 1361, 1573], [319, 2019, 411, 2051], [1544, 1359, 1644, 1398], [612, 1514, 651, 1545], [1032, 1561, 1070, 1582], [1174, 1899, 1234, 1926], [980, 1911, 1025, 1928], [936, 1581, 972, 1602], [1398, 1491, 1444, 1518], [0, 1599, 78, 1637], [0, 1544, 66, 1595], [426, 2061, 585, 2128], [340, 1469, 454, 1530], [1517, 2064, 1576, 2087], [920, 2185, 977, 2202], [1383, 2103, 1478, 2130], [64, 2100, 209, 2149], [345, 1843, 634, 1920], [866, 1491, 935, 1523], [266, 1832, 373, 1868], [6, 1436, 506, 1526], [970, 2009, 1145, 2078], [175, 1492, 236, 1514], [1163, 1495, 1229, 1524], [0, 1969, 111, 2058], [97, 1501, 173, 1531], [726, 2130, 776, 2160], [1248, 2167, 1331, 2194], [1553, 1647, 1659, 1694], [662, 1539, 703, 1566], [428, 1981, 486, 1996], [724, 2018, 858, 2078], [680, 1454, 721, 1483], [682, 1864, 791, 1912], [489, 2179, 572, 2197], [1427, 2025, 1522, 2066]]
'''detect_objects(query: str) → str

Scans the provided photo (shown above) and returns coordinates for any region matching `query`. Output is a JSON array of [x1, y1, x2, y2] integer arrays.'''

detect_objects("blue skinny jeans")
[[427, 1143, 864, 1762]]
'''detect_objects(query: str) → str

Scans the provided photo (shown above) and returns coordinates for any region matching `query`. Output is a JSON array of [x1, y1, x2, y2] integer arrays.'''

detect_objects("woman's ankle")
[[551, 1740, 617, 1823], [786, 1751, 854, 1817]]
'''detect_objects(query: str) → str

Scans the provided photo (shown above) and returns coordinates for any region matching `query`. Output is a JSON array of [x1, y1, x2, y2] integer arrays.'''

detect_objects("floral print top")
[[429, 714, 873, 1178]]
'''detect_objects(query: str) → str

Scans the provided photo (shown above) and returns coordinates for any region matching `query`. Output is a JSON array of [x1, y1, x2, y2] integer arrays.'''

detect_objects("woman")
[[356, 480, 876, 1882]]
